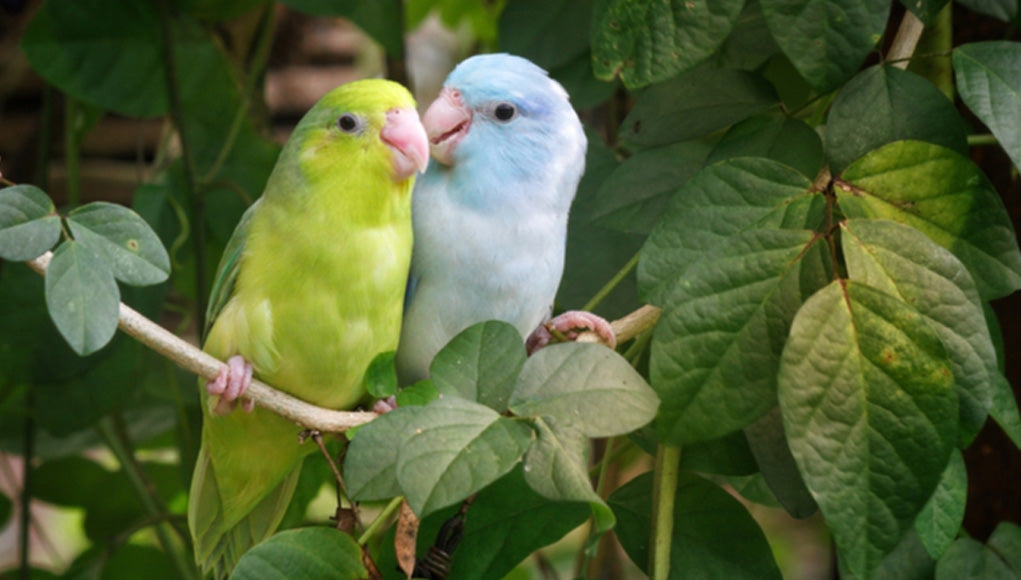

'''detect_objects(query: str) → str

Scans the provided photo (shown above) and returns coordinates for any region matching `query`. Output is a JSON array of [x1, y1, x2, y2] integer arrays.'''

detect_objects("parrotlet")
[[187, 79, 428, 578], [395, 53, 613, 385]]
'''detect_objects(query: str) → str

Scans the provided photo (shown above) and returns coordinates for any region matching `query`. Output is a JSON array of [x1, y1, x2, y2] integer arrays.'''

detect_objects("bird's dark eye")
[[493, 103, 517, 122], [337, 113, 361, 133]]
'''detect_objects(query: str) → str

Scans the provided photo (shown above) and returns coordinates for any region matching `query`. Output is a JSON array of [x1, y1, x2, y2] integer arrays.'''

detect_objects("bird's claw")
[[525, 310, 617, 355], [207, 355, 254, 415], [372, 395, 398, 414]]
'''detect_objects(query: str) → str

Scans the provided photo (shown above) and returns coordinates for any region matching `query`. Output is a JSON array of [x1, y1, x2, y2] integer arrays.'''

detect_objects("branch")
[[25, 252, 665, 432], [26, 251, 378, 433], [887, 10, 925, 69]]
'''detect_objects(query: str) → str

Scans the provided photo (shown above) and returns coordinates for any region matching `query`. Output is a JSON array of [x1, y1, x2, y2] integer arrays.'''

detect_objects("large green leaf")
[[591, 141, 710, 234], [510, 343, 658, 437], [761, 0, 890, 92], [826, 66, 968, 174], [711, 1, 783, 70], [779, 280, 957, 579], [652, 227, 820, 443], [429, 321, 526, 413], [914, 450, 967, 561], [395, 398, 533, 517], [345, 407, 420, 502], [841, 219, 997, 445], [45, 240, 120, 356], [955, 0, 1018, 21], [231, 527, 368, 580], [954, 41, 1021, 173], [101, 544, 177, 580], [638, 157, 825, 306], [988, 521, 1021, 572], [610, 471, 782, 579], [743, 407, 817, 518], [591, 0, 746, 89], [934, 537, 1017, 580], [837, 140, 1021, 300], [901, 0, 950, 25], [278, 0, 403, 56], [619, 68, 779, 149], [0, 185, 61, 261], [66, 202, 170, 287], [499, 0, 591, 71], [707, 114, 825, 180]]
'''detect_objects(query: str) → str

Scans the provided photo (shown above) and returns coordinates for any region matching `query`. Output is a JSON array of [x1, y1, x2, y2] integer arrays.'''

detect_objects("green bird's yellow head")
[[269, 79, 429, 210]]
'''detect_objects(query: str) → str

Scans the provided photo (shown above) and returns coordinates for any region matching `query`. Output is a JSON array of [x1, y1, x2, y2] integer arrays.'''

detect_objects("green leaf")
[[591, 141, 711, 234], [837, 140, 1021, 300], [680, 430, 759, 476], [778, 280, 957, 579], [429, 321, 526, 412], [395, 379, 440, 407], [650, 227, 822, 443], [638, 157, 824, 306], [20, 0, 167, 116], [711, 1, 783, 70], [954, 41, 1021, 173], [934, 537, 1016, 580], [915, 450, 967, 561], [230, 527, 369, 580], [902, 0, 950, 26], [45, 240, 120, 356], [707, 114, 825, 180], [841, 219, 998, 445], [591, 0, 746, 89], [509, 343, 658, 437], [988, 521, 1021, 572], [396, 398, 533, 517], [499, 0, 591, 70], [826, 66, 969, 174], [522, 417, 615, 532], [362, 351, 397, 399], [549, 52, 619, 110], [101, 544, 177, 580], [761, 0, 890, 92], [989, 372, 1021, 449], [610, 471, 782, 579], [345, 407, 418, 501], [955, 0, 1017, 21], [0, 185, 61, 261], [619, 68, 779, 149], [66, 202, 170, 286], [871, 531, 937, 580], [31, 456, 110, 507], [278, 0, 403, 56], [743, 407, 818, 518]]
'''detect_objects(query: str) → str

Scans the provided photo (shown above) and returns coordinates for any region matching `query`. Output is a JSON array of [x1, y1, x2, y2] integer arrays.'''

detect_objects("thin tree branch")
[[887, 10, 925, 69]]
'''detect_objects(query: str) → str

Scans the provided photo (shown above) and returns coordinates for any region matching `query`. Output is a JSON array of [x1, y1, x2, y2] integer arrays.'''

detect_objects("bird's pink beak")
[[422, 87, 471, 167], [381, 106, 429, 181]]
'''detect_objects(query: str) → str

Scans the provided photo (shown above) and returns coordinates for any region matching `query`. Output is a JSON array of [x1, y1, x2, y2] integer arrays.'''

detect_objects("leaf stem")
[[97, 414, 197, 580], [968, 134, 998, 147], [582, 250, 640, 312], [650, 443, 681, 580], [358, 496, 405, 545], [63, 98, 81, 208]]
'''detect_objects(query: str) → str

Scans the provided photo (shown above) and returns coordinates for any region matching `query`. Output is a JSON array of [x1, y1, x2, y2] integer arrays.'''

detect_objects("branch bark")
[[25, 251, 662, 432]]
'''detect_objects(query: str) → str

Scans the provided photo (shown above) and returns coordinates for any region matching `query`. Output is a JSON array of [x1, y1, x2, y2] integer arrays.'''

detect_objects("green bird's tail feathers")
[[189, 447, 302, 579]]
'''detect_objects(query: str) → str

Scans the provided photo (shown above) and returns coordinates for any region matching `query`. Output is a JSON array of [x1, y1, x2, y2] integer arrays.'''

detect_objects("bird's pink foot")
[[207, 355, 254, 415], [372, 395, 398, 415], [526, 310, 617, 355]]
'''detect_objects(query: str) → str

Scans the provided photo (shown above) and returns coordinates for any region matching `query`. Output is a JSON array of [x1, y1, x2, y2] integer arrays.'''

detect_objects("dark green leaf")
[[901, 0, 950, 26], [988, 521, 1021, 572], [522, 417, 614, 532], [20, 0, 166, 116], [651, 228, 821, 443], [278, 0, 403, 56], [619, 68, 779, 149], [954, 41, 1021, 173], [45, 241, 120, 356], [680, 430, 759, 477], [591, 141, 711, 234], [871, 531, 937, 580], [842, 219, 997, 445], [707, 114, 825, 180], [509, 343, 658, 437], [66, 202, 170, 286], [591, 0, 746, 89], [429, 321, 525, 412], [395, 379, 439, 407], [362, 351, 397, 399], [989, 372, 1021, 449], [499, 0, 591, 70], [345, 406, 419, 501], [610, 471, 782, 579], [101, 544, 177, 580], [955, 0, 1018, 21], [915, 450, 967, 561], [638, 157, 824, 306], [396, 398, 533, 517], [231, 527, 369, 580], [711, 1, 783, 70], [837, 140, 1021, 300], [549, 52, 619, 110], [744, 407, 818, 518], [31, 456, 110, 507], [934, 537, 1016, 580], [826, 66, 968, 174], [779, 280, 957, 579], [0, 185, 60, 261], [761, 0, 890, 92]]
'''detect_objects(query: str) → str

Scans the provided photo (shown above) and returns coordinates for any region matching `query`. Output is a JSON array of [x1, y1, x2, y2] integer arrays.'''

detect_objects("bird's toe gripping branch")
[[207, 355, 255, 415], [525, 310, 618, 355]]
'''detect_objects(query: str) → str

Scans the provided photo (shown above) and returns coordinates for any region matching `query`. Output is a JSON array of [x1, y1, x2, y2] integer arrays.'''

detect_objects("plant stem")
[[582, 250, 640, 312], [887, 10, 925, 69], [385, 0, 411, 88], [156, 0, 208, 330], [650, 444, 681, 580], [358, 496, 405, 545], [97, 414, 197, 580], [63, 98, 81, 207], [18, 392, 34, 580], [968, 134, 998, 147]]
